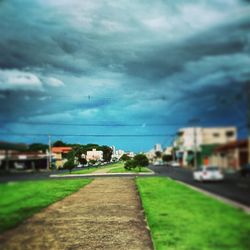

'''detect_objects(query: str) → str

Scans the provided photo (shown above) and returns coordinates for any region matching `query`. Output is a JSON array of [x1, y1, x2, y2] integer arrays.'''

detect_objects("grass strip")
[[108, 166, 151, 173], [61, 162, 124, 175], [137, 177, 250, 250], [0, 178, 92, 232]]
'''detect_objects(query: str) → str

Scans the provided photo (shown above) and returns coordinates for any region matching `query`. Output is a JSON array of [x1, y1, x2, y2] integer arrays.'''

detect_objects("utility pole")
[[247, 83, 250, 164], [194, 127, 198, 169], [5, 149, 9, 171], [48, 135, 52, 170]]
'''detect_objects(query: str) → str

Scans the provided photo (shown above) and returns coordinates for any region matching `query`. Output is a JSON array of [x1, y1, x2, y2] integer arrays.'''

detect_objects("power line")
[[1, 121, 190, 127], [1, 121, 242, 127], [0, 132, 175, 137]]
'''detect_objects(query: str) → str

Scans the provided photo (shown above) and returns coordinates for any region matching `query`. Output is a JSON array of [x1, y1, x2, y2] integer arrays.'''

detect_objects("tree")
[[162, 154, 172, 162], [72, 146, 87, 165], [29, 143, 48, 153], [124, 159, 136, 170], [155, 151, 162, 158], [133, 154, 149, 172], [53, 140, 67, 147], [63, 158, 75, 173], [89, 159, 97, 165], [99, 146, 112, 162], [120, 154, 131, 161], [124, 154, 149, 172]]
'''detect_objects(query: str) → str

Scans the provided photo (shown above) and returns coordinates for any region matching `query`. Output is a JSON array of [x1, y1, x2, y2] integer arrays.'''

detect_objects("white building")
[[86, 149, 103, 161], [112, 149, 125, 160], [154, 144, 163, 152], [126, 151, 135, 158]]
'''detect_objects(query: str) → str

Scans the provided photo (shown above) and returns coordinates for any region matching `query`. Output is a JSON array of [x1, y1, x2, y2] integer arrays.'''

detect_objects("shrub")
[[124, 154, 149, 172], [120, 154, 131, 161], [124, 160, 136, 170], [63, 158, 75, 173]]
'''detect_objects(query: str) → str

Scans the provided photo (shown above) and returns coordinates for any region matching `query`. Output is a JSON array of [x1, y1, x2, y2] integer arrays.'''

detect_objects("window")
[[226, 131, 234, 137]]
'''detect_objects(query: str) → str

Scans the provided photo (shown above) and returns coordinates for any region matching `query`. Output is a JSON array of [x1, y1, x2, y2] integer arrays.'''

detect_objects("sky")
[[0, 0, 250, 152]]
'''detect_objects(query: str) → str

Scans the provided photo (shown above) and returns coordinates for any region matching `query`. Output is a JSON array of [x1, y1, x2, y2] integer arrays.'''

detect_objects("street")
[[149, 165, 250, 207]]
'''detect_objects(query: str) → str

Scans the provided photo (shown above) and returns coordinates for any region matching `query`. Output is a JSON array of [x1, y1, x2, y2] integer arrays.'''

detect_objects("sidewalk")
[[0, 178, 153, 250]]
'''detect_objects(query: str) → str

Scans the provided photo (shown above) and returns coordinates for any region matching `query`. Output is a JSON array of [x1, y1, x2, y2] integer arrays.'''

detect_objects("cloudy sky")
[[0, 0, 250, 151]]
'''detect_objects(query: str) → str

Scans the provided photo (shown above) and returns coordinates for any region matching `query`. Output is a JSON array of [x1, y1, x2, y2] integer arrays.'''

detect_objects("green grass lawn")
[[137, 177, 250, 250], [0, 179, 92, 232], [64, 168, 99, 175], [61, 162, 124, 175], [108, 166, 152, 173]]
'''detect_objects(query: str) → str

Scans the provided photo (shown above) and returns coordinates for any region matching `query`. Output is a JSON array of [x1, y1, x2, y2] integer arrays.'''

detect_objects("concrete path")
[[0, 178, 153, 250]]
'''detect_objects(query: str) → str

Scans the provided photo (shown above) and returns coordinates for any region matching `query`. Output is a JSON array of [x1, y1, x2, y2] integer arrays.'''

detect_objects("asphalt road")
[[149, 164, 250, 207]]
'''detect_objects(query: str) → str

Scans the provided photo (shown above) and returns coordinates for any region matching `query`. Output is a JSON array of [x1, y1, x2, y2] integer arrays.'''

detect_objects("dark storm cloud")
[[124, 17, 250, 80], [0, 0, 250, 150]]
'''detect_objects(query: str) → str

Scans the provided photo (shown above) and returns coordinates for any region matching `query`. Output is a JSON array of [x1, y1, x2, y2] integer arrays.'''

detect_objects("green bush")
[[120, 154, 131, 161], [124, 159, 136, 170], [124, 154, 149, 172], [63, 158, 75, 173]]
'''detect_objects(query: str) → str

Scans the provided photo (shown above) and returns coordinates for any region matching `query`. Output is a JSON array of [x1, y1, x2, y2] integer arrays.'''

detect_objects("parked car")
[[239, 164, 250, 177], [170, 161, 180, 167], [193, 166, 224, 182], [153, 161, 161, 166]]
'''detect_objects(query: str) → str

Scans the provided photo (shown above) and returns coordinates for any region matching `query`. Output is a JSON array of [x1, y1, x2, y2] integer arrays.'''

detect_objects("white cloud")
[[0, 69, 43, 91], [45, 77, 65, 87]]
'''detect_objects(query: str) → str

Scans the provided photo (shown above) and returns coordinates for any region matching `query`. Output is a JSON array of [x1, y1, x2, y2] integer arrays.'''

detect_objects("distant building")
[[52, 147, 72, 169], [86, 148, 103, 161], [163, 147, 173, 156], [145, 149, 155, 161], [154, 144, 162, 152], [146, 144, 165, 161], [173, 126, 237, 167], [126, 151, 135, 158], [111, 146, 116, 155]]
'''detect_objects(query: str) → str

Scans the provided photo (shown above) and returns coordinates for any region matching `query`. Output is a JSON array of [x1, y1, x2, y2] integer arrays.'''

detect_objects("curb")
[[176, 180, 250, 214], [50, 172, 155, 178]]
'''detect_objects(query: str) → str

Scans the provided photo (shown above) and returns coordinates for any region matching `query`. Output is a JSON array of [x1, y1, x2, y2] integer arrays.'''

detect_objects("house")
[[52, 147, 72, 169]]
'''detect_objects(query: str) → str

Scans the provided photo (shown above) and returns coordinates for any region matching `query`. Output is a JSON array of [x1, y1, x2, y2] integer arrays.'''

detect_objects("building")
[[145, 149, 156, 161], [163, 147, 173, 156], [111, 146, 116, 155], [126, 151, 135, 158], [209, 140, 248, 170], [154, 144, 163, 152], [52, 147, 72, 169], [86, 148, 103, 161], [0, 150, 47, 171], [173, 126, 237, 167]]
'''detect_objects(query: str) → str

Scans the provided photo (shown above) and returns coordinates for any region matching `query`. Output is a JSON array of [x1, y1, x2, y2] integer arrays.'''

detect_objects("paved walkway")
[[0, 178, 153, 250]]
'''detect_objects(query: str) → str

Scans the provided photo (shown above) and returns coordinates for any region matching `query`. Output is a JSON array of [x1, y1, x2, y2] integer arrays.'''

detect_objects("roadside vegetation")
[[60, 162, 124, 175], [108, 166, 151, 173], [124, 154, 149, 172], [137, 177, 250, 250], [0, 179, 92, 232]]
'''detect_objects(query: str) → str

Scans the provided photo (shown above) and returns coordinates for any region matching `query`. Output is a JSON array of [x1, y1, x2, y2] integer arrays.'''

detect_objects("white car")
[[193, 166, 224, 182], [170, 161, 180, 167]]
